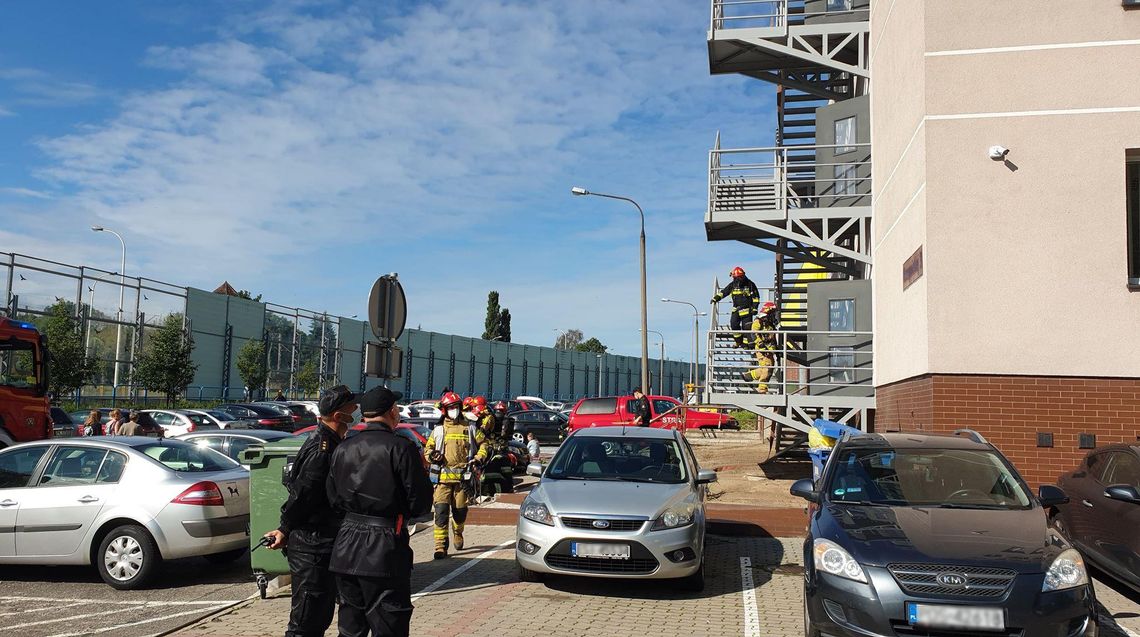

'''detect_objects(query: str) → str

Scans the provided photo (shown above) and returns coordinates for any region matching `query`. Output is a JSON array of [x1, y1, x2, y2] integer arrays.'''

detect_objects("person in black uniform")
[[263, 385, 357, 637], [630, 387, 651, 427], [712, 265, 762, 348], [326, 386, 433, 637]]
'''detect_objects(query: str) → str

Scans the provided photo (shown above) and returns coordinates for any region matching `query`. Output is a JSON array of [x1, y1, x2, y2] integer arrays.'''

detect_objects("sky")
[[0, 0, 777, 362]]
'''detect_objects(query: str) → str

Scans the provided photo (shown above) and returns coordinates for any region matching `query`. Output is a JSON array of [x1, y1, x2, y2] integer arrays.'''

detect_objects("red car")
[[566, 395, 737, 433]]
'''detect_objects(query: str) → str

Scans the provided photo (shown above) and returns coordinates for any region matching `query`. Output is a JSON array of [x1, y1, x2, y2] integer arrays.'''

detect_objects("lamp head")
[[570, 186, 589, 196], [660, 297, 670, 302], [91, 226, 104, 232]]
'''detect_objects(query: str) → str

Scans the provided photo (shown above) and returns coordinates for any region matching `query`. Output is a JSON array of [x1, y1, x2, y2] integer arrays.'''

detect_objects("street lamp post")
[[641, 329, 666, 394], [84, 280, 98, 357], [661, 298, 707, 389], [571, 187, 649, 393], [92, 226, 126, 392]]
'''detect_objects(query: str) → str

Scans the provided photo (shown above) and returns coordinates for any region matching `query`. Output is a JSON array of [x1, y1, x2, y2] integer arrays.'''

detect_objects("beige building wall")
[[873, 1, 1140, 385]]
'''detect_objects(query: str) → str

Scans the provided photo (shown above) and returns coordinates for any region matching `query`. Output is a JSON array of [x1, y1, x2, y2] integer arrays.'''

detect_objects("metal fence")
[[1, 251, 694, 405]]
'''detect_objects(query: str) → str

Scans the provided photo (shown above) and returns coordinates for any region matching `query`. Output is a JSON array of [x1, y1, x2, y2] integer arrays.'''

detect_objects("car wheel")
[[97, 524, 160, 590], [517, 560, 542, 583], [804, 585, 819, 637], [678, 559, 705, 592], [203, 548, 246, 564], [512, 431, 526, 444]]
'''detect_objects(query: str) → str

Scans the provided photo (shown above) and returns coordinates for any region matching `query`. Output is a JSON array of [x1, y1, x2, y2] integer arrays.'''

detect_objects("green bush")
[[731, 409, 758, 431]]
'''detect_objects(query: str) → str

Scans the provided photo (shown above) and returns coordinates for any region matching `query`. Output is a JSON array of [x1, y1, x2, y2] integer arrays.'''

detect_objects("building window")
[[1128, 157, 1139, 286], [828, 347, 854, 384], [829, 299, 855, 332], [834, 163, 856, 196], [834, 116, 856, 155], [828, 0, 853, 12]]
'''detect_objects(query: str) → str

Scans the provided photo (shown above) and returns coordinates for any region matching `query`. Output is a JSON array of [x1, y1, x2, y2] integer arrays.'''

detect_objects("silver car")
[[516, 426, 715, 591], [0, 437, 250, 589]]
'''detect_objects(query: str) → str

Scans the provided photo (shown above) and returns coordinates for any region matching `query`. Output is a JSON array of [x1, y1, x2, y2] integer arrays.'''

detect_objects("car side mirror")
[[1104, 484, 1140, 504], [696, 469, 717, 484], [1038, 485, 1069, 507], [790, 478, 818, 502], [526, 462, 543, 477]]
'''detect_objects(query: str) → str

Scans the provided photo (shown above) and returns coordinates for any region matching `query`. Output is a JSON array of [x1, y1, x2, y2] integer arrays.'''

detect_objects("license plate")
[[571, 542, 630, 560], [907, 603, 1004, 631]]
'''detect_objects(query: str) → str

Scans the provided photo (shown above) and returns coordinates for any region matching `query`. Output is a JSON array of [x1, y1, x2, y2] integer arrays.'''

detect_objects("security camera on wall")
[[988, 145, 1010, 161]]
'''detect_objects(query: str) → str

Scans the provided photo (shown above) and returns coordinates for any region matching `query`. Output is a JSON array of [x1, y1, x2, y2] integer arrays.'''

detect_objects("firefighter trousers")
[[729, 310, 754, 349], [744, 352, 775, 393], [432, 482, 468, 553]]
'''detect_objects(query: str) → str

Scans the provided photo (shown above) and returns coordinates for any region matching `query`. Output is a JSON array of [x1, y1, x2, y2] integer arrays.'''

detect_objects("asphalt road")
[[0, 552, 256, 637]]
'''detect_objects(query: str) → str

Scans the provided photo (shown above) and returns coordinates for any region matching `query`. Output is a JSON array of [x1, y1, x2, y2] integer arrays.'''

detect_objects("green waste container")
[[242, 436, 306, 598]]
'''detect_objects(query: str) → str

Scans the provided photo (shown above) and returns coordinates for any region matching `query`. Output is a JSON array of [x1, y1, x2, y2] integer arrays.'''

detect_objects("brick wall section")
[[876, 374, 1140, 486]]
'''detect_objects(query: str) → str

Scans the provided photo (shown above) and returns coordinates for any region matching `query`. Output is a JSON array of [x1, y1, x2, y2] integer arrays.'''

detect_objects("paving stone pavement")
[[174, 525, 1140, 637]]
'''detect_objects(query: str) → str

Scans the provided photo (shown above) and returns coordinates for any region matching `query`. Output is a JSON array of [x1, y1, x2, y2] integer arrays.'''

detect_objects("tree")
[[498, 308, 511, 343], [236, 340, 268, 400], [295, 360, 319, 395], [575, 337, 608, 354], [135, 314, 198, 406], [235, 290, 263, 302], [42, 301, 93, 399], [555, 329, 583, 350], [482, 291, 502, 340]]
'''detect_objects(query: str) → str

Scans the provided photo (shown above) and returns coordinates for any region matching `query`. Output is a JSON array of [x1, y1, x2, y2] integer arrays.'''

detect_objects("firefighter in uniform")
[[472, 396, 513, 495], [424, 392, 487, 559], [326, 386, 433, 637], [712, 266, 762, 348], [741, 302, 780, 392], [264, 385, 357, 637]]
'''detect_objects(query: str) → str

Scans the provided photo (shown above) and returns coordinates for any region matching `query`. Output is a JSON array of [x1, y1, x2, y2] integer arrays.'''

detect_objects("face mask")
[[463, 411, 478, 422], [447, 408, 460, 420], [334, 411, 354, 425]]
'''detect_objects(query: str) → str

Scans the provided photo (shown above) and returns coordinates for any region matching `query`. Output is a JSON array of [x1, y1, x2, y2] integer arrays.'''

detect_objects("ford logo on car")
[[937, 573, 968, 587], [592, 520, 610, 529]]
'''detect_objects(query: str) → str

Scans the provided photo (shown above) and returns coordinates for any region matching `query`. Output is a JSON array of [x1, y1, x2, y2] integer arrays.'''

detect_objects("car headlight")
[[650, 504, 696, 530], [813, 538, 867, 583], [1043, 548, 1088, 592], [520, 500, 554, 526]]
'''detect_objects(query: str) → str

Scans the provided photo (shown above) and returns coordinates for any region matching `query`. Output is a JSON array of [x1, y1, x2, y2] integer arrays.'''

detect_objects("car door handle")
[[1082, 499, 1094, 508], [0, 500, 16, 507], [77, 496, 100, 504]]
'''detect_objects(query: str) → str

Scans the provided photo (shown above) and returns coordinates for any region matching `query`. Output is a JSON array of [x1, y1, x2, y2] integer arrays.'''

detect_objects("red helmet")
[[759, 301, 776, 314], [461, 396, 477, 412], [493, 401, 507, 413], [731, 266, 745, 278], [440, 392, 462, 409], [472, 396, 488, 412]]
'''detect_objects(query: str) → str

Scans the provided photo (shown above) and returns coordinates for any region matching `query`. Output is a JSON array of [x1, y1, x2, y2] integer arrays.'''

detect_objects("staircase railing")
[[711, 0, 868, 33], [706, 327, 873, 397], [709, 143, 871, 215]]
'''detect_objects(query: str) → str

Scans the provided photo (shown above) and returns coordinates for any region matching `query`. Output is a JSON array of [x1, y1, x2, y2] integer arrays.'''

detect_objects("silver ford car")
[[515, 426, 716, 591]]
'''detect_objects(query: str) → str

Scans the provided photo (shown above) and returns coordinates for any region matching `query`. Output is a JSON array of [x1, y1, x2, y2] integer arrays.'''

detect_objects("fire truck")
[[0, 316, 52, 447]]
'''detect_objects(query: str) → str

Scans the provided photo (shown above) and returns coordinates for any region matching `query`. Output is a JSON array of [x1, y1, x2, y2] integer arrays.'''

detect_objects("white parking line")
[[740, 556, 760, 637], [44, 605, 231, 637], [411, 540, 515, 602], [0, 601, 87, 617], [0, 596, 242, 606], [2, 606, 150, 630]]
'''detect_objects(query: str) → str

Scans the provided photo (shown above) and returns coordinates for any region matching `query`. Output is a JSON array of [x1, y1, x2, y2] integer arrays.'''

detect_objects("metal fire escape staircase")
[[704, 0, 874, 443]]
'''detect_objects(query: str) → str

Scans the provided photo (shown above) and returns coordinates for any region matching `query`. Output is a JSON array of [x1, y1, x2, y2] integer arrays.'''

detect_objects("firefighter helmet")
[[759, 301, 776, 315], [472, 396, 488, 412], [461, 396, 478, 412], [493, 400, 507, 413], [731, 266, 745, 278], [440, 392, 462, 409]]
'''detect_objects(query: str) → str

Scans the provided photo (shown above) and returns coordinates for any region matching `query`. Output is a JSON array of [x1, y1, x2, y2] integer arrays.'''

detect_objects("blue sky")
[[0, 0, 776, 361]]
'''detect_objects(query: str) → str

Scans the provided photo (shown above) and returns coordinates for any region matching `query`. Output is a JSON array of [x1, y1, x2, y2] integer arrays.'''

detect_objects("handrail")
[[706, 327, 873, 396], [709, 142, 871, 212], [710, 0, 868, 33]]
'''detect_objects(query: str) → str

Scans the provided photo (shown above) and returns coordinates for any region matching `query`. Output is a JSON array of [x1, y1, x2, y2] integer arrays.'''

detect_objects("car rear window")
[[575, 398, 617, 415], [137, 442, 239, 472]]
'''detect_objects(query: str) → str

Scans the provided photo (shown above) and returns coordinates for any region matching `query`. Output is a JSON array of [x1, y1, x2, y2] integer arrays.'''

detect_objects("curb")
[[154, 597, 257, 637]]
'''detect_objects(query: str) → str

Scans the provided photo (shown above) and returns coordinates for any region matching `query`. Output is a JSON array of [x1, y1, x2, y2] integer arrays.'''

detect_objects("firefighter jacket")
[[752, 314, 780, 353], [279, 423, 343, 553], [325, 422, 433, 577], [424, 417, 488, 483], [479, 412, 507, 454], [713, 276, 761, 316]]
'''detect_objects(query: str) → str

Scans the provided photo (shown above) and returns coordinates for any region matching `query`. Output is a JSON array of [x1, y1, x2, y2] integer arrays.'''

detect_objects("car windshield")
[[826, 448, 1031, 509], [545, 436, 687, 484], [137, 441, 240, 472], [205, 410, 233, 420]]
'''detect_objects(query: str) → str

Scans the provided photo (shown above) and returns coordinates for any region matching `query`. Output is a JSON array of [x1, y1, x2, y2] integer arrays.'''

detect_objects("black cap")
[[359, 386, 403, 417], [318, 385, 357, 416]]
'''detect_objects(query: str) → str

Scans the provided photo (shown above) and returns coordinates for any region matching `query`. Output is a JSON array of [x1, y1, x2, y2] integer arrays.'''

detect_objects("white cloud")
[[0, 187, 52, 199], [0, 67, 99, 106], [7, 0, 776, 353]]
